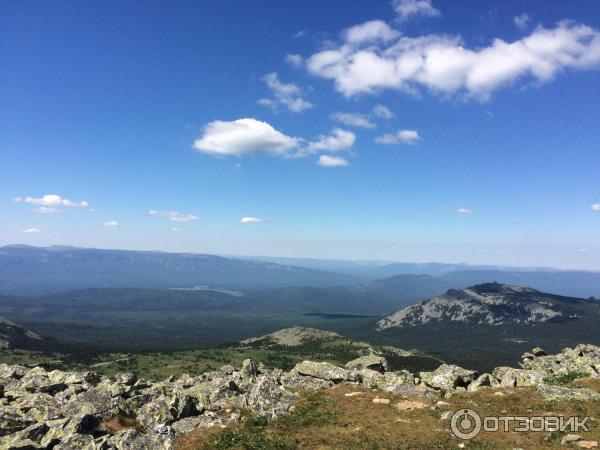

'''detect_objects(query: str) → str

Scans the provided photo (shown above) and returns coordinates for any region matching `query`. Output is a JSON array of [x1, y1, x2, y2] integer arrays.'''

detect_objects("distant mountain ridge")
[[0, 245, 356, 295]]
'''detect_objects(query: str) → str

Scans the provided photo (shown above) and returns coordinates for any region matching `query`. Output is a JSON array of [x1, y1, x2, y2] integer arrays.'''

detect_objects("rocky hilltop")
[[2, 343, 600, 449], [377, 282, 597, 329]]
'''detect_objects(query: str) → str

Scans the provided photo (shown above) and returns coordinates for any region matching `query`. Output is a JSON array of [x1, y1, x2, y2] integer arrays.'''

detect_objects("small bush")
[[543, 371, 590, 387]]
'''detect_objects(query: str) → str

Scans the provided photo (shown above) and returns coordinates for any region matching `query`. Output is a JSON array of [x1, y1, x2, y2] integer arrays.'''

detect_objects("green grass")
[[543, 371, 591, 387]]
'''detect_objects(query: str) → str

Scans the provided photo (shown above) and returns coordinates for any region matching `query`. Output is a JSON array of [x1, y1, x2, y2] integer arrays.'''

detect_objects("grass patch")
[[543, 371, 591, 387]]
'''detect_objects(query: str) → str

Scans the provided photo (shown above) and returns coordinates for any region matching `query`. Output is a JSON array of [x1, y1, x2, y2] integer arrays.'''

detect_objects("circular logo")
[[450, 409, 482, 439]]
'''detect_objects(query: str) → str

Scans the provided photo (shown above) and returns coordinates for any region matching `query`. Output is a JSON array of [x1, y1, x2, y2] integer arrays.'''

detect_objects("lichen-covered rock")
[[279, 371, 333, 392], [345, 355, 388, 373], [537, 384, 600, 401], [521, 344, 600, 377], [419, 364, 477, 390], [468, 373, 498, 391], [293, 361, 350, 382], [246, 374, 296, 417]]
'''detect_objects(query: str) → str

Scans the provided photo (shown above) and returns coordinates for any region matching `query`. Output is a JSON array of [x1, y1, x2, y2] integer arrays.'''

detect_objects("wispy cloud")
[[306, 128, 356, 153], [14, 194, 89, 209], [372, 104, 394, 119], [514, 13, 531, 31], [331, 112, 375, 128], [375, 129, 421, 144], [102, 220, 120, 227], [317, 155, 349, 167], [457, 208, 472, 214], [34, 206, 61, 214], [285, 54, 303, 68], [592, 203, 600, 211], [240, 217, 263, 223], [392, 0, 441, 21], [148, 210, 199, 222], [258, 72, 313, 113], [22, 228, 41, 234]]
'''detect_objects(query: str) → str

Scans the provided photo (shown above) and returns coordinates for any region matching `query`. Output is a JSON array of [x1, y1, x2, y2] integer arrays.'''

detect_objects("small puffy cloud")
[[375, 129, 421, 144], [392, 0, 441, 21], [259, 72, 313, 113], [240, 217, 262, 223], [331, 112, 375, 128], [14, 194, 89, 209], [285, 53, 303, 68], [317, 155, 349, 167], [307, 21, 600, 99], [306, 128, 356, 153], [102, 220, 119, 227], [292, 30, 306, 39], [148, 210, 199, 222], [592, 203, 600, 211], [457, 208, 472, 214], [193, 118, 300, 157], [372, 104, 394, 119], [514, 13, 531, 31], [22, 228, 41, 234], [343, 20, 400, 44], [34, 206, 60, 214]]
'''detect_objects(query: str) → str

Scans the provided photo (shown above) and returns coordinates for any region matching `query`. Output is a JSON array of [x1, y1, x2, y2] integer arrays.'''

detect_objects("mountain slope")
[[0, 315, 43, 350], [378, 283, 597, 329], [0, 245, 356, 295]]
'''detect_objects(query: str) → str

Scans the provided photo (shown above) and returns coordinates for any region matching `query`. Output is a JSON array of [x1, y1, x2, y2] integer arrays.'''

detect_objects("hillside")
[[0, 315, 43, 350], [0, 245, 356, 296], [2, 344, 600, 449]]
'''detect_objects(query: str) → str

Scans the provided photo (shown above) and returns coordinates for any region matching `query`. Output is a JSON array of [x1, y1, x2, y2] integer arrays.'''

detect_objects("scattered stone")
[[537, 384, 600, 401], [372, 397, 391, 405], [344, 392, 362, 397], [393, 400, 428, 411], [562, 434, 582, 445], [577, 441, 599, 449], [419, 364, 477, 390]]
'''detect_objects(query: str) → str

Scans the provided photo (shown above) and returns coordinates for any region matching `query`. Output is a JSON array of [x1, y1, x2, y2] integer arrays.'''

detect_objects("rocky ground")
[[1, 344, 600, 449]]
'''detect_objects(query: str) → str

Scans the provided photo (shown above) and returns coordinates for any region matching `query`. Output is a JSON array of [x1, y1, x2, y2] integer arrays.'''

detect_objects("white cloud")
[[22, 228, 41, 234], [372, 104, 394, 119], [375, 129, 421, 144], [392, 0, 441, 21], [193, 118, 301, 157], [457, 208, 472, 214], [102, 220, 119, 227], [194, 119, 356, 159], [343, 20, 400, 44], [331, 111, 375, 128], [285, 53, 303, 68], [259, 72, 313, 113], [306, 128, 356, 153], [292, 30, 306, 39], [34, 206, 61, 214], [306, 21, 600, 100], [240, 217, 262, 223], [170, 227, 181, 232], [14, 194, 89, 209], [514, 13, 531, 31], [148, 210, 199, 222], [592, 203, 600, 211], [317, 155, 349, 167]]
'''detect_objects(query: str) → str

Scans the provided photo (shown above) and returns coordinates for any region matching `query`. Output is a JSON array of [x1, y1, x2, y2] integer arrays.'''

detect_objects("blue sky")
[[1, 0, 599, 269]]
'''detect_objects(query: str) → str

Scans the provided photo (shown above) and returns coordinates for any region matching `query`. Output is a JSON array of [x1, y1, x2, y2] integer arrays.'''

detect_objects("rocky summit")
[[1, 344, 600, 449], [377, 282, 595, 329]]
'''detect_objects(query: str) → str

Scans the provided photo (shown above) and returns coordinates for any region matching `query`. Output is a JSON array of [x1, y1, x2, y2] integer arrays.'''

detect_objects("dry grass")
[[176, 382, 600, 450], [98, 415, 139, 434]]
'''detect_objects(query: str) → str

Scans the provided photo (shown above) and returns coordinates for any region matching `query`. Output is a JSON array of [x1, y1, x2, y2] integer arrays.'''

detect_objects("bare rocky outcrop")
[[1, 344, 600, 448]]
